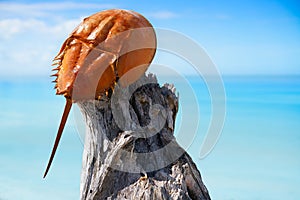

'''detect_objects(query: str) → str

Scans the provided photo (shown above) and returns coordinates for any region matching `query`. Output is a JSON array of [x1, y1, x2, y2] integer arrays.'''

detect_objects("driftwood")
[[78, 74, 211, 200]]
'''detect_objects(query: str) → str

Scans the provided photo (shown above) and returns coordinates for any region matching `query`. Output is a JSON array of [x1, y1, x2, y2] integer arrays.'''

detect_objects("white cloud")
[[148, 11, 179, 19], [0, 19, 44, 39], [0, 17, 80, 77], [0, 18, 79, 39]]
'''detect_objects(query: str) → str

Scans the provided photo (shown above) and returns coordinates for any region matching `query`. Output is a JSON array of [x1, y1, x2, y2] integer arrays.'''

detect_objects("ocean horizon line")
[[0, 73, 300, 83]]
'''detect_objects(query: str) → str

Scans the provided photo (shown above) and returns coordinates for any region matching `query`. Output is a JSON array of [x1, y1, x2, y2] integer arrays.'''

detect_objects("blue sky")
[[0, 0, 299, 79]]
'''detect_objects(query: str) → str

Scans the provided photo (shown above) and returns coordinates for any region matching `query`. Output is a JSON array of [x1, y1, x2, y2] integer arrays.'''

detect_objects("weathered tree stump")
[[78, 74, 211, 200]]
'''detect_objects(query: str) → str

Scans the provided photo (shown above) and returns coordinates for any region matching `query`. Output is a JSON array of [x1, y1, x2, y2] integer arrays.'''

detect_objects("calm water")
[[0, 75, 299, 200]]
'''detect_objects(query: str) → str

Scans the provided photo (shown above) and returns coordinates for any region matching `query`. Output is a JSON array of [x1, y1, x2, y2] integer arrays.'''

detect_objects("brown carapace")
[[44, 9, 156, 178]]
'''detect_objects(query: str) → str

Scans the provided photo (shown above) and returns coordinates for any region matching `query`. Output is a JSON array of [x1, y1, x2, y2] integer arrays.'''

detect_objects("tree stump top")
[[78, 74, 211, 200]]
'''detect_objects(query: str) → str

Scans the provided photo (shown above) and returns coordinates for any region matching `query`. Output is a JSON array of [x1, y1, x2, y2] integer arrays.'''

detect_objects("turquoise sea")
[[0, 75, 299, 200]]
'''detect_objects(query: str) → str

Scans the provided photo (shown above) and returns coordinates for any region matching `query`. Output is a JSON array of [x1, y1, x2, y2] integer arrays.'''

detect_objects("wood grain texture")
[[78, 74, 211, 200]]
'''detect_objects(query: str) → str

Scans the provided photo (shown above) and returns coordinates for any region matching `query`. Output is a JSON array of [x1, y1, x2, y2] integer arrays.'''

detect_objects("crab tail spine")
[[43, 99, 72, 178]]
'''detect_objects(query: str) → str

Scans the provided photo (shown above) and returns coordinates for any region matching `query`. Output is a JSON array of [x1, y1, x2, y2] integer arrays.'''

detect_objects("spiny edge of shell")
[[50, 73, 58, 77], [51, 58, 62, 84]]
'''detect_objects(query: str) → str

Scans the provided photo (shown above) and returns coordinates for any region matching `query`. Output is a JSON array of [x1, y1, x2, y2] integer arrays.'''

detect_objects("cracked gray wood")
[[78, 74, 211, 200]]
